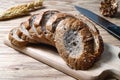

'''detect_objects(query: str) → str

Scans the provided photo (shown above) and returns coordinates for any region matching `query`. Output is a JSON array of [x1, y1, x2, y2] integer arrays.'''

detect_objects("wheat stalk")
[[0, 0, 43, 20]]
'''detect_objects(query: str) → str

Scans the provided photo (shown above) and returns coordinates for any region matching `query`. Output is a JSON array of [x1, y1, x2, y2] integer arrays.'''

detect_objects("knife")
[[75, 5, 120, 40]]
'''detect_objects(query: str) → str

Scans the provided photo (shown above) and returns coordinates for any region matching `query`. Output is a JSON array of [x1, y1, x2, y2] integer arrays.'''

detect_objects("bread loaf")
[[8, 9, 104, 70]]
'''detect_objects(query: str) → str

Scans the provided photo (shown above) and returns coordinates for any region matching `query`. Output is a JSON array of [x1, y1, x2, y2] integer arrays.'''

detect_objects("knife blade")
[[75, 5, 120, 40]]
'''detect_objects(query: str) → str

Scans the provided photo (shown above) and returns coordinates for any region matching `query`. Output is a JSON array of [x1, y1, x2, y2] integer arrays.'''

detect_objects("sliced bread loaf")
[[8, 9, 104, 70]]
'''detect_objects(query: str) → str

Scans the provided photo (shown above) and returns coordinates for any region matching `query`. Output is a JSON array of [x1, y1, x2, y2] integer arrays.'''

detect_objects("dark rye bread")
[[8, 9, 104, 70], [45, 13, 74, 46], [9, 27, 28, 47], [54, 17, 103, 70]]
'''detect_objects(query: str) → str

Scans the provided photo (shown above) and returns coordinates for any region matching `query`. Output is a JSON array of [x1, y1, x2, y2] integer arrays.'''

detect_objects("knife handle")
[[107, 25, 120, 39]]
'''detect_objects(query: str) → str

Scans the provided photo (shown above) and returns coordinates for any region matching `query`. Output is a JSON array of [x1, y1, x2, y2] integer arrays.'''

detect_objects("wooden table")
[[0, 0, 120, 80]]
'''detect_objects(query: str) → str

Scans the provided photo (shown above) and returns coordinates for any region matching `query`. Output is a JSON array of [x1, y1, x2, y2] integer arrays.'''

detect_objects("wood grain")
[[0, 0, 120, 80]]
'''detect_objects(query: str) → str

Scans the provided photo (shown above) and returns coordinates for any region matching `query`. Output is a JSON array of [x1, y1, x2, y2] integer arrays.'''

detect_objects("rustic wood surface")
[[0, 0, 120, 80]]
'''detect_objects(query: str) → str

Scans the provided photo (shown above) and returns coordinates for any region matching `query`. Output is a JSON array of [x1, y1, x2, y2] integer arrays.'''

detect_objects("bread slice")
[[55, 17, 104, 70], [9, 27, 28, 47], [45, 13, 74, 46], [18, 21, 37, 43], [28, 10, 59, 45]]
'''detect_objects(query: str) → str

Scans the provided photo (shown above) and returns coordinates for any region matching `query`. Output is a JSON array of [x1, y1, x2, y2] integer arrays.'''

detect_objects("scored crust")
[[54, 17, 104, 70]]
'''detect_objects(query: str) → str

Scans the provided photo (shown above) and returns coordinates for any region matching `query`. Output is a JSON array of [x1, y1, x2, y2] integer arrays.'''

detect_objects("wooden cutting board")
[[4, 37, 120, 80]]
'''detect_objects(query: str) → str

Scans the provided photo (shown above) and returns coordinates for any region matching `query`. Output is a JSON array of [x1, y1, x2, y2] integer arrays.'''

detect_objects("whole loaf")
[[9, 9, 104, 70]]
